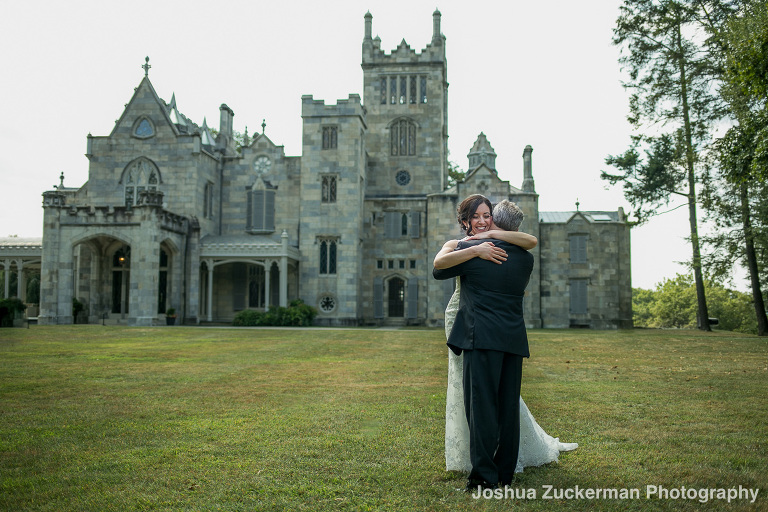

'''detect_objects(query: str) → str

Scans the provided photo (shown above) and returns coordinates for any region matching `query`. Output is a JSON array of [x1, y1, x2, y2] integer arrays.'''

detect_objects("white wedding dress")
[[444, 279, 578, 473]]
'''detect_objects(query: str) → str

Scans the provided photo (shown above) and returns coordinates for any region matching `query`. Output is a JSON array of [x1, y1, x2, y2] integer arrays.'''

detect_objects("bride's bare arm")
[[433, 239, 507, 269], [468, 229, 538, 250]]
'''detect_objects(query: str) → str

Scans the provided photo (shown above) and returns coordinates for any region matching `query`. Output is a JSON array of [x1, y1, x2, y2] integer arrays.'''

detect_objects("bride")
[[434, 194, 577, 474]]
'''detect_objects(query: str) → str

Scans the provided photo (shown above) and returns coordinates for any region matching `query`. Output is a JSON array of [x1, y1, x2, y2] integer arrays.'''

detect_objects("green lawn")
[[0, 326, 766, 511]]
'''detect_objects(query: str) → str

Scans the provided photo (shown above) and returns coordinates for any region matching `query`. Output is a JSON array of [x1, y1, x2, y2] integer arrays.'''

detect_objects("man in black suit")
[[433, 199, 534, 489]]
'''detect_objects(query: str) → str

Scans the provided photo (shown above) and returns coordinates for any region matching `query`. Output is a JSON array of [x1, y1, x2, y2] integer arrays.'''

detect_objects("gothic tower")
[[360, 10, 449, 324]]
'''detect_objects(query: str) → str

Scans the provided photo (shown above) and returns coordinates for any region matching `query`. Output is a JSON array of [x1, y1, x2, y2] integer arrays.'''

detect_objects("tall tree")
[[704, 0, 768, 335], [603, 0, 731, 330]]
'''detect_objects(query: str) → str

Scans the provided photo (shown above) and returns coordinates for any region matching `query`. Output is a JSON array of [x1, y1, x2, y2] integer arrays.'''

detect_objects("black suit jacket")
[[433, 239, 534, 357]]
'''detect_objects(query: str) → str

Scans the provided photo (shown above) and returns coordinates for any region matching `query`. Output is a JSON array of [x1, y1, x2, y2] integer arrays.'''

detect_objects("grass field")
[[1, 326, 766, 511]]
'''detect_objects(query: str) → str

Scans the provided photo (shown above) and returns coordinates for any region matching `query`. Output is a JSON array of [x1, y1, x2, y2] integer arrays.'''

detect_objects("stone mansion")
[[1, 10, 632, 329]]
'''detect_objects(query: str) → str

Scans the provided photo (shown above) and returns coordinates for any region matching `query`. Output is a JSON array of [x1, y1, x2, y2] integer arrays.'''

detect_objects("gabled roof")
[[462, 164, 524, 194], [110, 77, 207, 141], [110, 76, 179, 138]]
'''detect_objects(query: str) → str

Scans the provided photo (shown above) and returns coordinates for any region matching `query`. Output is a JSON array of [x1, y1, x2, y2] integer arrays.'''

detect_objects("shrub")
[[232, 309, 262, 326], [232, 299, 317, 327], [0, 298, 26, 327]]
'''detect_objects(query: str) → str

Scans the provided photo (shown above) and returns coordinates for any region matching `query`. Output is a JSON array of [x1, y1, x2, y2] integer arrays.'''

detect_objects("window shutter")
[[409, 211, 420, 238], [374, 277, 384, 318], [570, 279, 588, 315], [407, 279, 418, 319], [570, 235, 587, 263], [251, 191, 264, 230], [386, 212, 400, 238], [249, 189, 275, 232], [264, 190, 275, 230], [246, 191, 252, 230]]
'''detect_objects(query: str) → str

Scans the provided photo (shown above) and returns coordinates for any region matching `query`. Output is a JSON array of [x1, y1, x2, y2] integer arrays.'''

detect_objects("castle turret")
[[467, 132, 497, 171]]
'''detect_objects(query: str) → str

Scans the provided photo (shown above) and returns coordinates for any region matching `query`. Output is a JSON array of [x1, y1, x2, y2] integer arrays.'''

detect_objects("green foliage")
[[0, 297, 26, 327], [72, 297, 85, 316], [633, 273, 759, 333], [446, 159, 465, 188], [606, 0, 741, 330], [232, 298, 317, 327], [165, 308, 176, 318]]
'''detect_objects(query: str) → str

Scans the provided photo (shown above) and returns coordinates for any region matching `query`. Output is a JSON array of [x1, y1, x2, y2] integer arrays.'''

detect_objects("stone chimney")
[[522, 145, 536, 193], [432, 9, 443, 45]]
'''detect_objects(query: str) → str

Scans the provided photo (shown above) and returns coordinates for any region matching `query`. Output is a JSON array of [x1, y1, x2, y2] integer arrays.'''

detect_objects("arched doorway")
[[111, 245, 130, 315], [387, 277, 405, 317]]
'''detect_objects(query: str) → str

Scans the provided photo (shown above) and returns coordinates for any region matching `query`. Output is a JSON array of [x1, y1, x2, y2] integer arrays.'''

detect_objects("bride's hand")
[[466, 231, 491, 240], [474, 242, 507, 264]]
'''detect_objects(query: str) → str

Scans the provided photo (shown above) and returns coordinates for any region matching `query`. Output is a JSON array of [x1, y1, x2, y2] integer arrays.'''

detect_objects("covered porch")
[[199, 231, 301, 323]]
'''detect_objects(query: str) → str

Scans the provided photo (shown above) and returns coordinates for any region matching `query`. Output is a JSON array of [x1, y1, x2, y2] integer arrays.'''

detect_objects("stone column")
[[55, 242, 75, 325], [129, 219, 160, 326], [264, 261, 271, 310], [16, 260, 24, 301], [2, 260, 9, 298], [280, 230, 288, 307], [206, 260, 214, 322]]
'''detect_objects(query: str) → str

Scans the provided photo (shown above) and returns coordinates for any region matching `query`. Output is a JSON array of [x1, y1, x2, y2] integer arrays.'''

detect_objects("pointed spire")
[[168, 93, 186, 127], [201, 118, 215, 147], [243, 126, 250, 146], [142, 56, 151, 77], [261, 119, 266, 134]]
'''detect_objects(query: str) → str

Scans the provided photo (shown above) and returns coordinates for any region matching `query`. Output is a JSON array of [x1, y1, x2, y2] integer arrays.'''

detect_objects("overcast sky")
[[0, 0, 743, 291]]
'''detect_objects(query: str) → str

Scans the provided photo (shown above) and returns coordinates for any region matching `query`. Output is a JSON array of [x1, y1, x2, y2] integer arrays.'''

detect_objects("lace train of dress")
[[444, 280, 577, 473]]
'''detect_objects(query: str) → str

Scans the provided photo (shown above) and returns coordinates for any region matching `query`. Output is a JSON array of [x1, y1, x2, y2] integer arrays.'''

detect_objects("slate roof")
[[539, 211, 622, 224]]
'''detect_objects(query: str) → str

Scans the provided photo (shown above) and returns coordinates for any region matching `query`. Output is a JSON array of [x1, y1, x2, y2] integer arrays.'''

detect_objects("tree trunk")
[[740, 184, 768, 336], [677, 20, 711, 331]]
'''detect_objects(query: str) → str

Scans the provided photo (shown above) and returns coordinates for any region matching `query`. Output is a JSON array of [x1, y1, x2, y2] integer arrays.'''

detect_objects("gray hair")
[[492, 200, 524, 231]]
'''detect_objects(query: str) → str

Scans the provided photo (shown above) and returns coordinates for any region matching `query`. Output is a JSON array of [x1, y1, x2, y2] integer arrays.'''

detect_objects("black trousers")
[[463, 349, 523, 485]]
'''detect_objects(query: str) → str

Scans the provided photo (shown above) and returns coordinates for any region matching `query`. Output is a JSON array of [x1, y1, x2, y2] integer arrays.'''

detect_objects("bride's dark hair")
[[456, 194, 492, 236]]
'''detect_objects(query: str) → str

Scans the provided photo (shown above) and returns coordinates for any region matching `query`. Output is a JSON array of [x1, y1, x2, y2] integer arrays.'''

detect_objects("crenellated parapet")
[[43, 199, 189, 235], [362, 9, 445, 66], [301, 94, 367, 121]]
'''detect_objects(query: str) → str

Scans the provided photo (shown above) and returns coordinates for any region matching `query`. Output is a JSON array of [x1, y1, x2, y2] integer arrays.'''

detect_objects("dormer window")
[[132, 117, 155, 139], [246, 180, 276, 234]]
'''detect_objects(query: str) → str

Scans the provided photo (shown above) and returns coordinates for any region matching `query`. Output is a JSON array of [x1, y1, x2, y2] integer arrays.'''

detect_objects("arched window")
[[390, 119, 416, 156], [122, 158, 161, 207], [318, 238, 338, 275]]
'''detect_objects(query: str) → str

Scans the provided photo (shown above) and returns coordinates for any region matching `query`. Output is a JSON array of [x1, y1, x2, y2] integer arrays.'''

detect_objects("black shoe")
[[498, 474, 515, 487], [465, 479, 498, 492]]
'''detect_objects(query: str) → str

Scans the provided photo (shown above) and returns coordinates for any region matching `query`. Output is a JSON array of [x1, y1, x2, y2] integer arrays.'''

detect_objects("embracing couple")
[[433, 194, 577, 491]]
